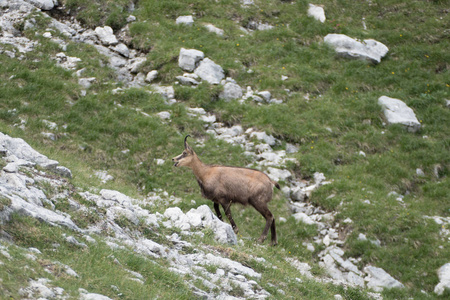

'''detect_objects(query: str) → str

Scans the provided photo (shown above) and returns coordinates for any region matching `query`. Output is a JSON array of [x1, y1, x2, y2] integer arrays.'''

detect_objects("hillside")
[[0, 0, 449, 299]]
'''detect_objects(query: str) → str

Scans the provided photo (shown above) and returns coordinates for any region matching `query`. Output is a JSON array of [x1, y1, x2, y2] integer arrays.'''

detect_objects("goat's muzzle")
[[172, 157, 179, 167]]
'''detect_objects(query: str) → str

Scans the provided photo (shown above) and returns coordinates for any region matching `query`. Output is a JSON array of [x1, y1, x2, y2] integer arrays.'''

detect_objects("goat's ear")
[[185, 142, 194, 154], [184, 135, 194, 153]]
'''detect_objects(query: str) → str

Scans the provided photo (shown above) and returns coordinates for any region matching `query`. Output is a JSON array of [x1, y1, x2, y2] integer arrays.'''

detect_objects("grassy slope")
[[0, 0, 449, 298]]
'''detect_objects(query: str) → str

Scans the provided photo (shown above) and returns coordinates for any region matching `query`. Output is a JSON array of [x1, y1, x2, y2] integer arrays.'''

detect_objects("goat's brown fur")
[[172, 135, 279, 245]]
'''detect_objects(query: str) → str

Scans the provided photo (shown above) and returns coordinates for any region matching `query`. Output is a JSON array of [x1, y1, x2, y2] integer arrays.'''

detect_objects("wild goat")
[[172, 135, 280, 245]]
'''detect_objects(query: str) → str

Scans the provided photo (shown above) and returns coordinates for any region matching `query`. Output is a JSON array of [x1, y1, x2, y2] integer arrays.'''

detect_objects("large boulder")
[[378, 96, 421, 132], [178, 48, 205, 72], [324, 34, 388, 64], [194, 58, 224, 84]]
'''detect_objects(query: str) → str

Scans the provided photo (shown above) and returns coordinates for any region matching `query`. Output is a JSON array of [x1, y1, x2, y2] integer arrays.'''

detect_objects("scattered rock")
[[257, 91, 271, 102], [176, 15, 194, 26], [111, 43, 130, 58], [308, 4, 326, 23], [178, 48, 205, 72], [157, 111, 171, 120], [324, 34, 389, 64], [25, 0, 55, 10], [364, 266, 404, 292], [194, 58, 224, 84], [378, 96, 421, 133], [204, 23, 224, 36], [434, 263, 450, 296], [78, 77, 96, 89], [176, 75, 200, 86], [145, 70, 158, 83], [219, 82, 243, 101], [94, 26, 118, 46]]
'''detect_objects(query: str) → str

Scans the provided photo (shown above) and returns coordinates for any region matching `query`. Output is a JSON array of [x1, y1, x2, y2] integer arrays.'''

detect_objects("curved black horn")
[[184, 135, 191, 148]]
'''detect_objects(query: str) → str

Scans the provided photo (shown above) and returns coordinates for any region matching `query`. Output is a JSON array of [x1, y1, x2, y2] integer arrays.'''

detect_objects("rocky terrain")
[[1, 0, 449, 299]]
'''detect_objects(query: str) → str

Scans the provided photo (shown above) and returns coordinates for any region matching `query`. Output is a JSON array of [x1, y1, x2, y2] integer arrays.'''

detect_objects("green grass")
[[1, 0, 449, 298]]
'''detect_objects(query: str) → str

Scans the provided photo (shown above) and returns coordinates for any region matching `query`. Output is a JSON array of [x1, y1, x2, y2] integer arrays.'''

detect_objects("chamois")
[[172, 135, 280, 245]]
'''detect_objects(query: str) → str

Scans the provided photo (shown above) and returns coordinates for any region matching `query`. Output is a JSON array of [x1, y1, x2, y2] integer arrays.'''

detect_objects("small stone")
[[416, 168, 425, 177], [257, 91, 271, 102], [204, 24, 224, 36], [176, 76, 199, 86], [157, 111, 171, 120], [126, 15, 136, 23], [43, 32, 52, 38], [145, 70, 158, 83], [176, 15, 194, 26]]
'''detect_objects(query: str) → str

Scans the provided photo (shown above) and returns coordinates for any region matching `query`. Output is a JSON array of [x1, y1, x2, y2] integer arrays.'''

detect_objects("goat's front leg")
[[221, 203, 239, 234], [213, 203, 223, 221]]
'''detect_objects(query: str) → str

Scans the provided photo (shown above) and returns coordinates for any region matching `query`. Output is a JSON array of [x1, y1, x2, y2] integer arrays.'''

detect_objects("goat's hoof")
[[270, 241, 278, 246], [257, 237, 265, 244], [233, 228, 239, 234]]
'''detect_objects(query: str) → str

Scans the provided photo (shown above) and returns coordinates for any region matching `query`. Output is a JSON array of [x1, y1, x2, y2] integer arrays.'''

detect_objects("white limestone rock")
[[157, 111, 171, 120], [176, 15, 194, 26], [25, 0, 56, 10], [434, 263, 450, 296], [78, 77, 96, 89], [151, 85, 175, 100], [324, 34, 389, 64], [176, 76, 200, 86], [308, 4, 326, 23], [364, 266, 404, 292], [250, 131, 277, 146], [204, 24, 224, 36], [0, 132, 60, 170], [194, 58, 224, 84], [94, 26, 118, 46], [219, 82, 243, 101], [266, 167, 291, 182], [145, 70, 158, 83], [378, 96, 421, 132], [178, 48, 205, 72], [257, 91, 271, 102], [111, 43, 130, 58]]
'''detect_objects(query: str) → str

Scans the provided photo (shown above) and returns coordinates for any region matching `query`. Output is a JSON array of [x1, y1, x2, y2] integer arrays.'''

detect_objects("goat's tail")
[[272, 181, 280, 190]]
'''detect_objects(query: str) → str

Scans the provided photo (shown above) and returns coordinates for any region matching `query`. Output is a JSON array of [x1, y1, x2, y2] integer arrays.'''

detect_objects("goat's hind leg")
[[270, 218, 277, 246], [221, 202, 239, 234], [254, 204, 274, 244]]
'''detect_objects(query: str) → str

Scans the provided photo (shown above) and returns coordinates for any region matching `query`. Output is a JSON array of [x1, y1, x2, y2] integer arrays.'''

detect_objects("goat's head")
[[172, 135, 196, 167]]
